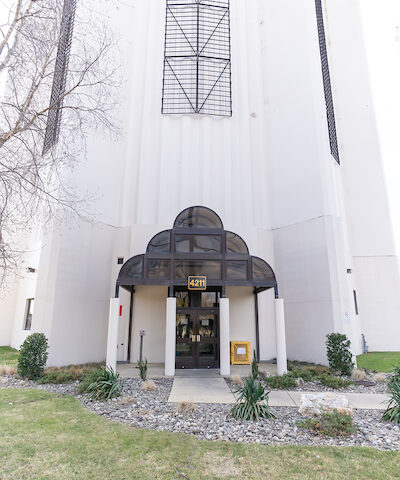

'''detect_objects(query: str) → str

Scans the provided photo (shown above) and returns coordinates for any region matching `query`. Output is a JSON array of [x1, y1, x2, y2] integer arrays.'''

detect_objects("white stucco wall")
[[129, 286, 167, 364]]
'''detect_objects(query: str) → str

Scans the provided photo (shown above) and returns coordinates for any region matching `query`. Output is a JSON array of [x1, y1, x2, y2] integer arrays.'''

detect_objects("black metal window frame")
[[117, 206, 277, 293], [315, 0, 340, 164], [23, 298, 34, 331], [43, 0, 77, 154], [162, 0, 232, 117]]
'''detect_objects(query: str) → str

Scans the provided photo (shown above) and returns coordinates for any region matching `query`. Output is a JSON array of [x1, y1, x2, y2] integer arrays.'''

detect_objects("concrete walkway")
[[117, 363, 277, 379], [168, 377, 390, 410]]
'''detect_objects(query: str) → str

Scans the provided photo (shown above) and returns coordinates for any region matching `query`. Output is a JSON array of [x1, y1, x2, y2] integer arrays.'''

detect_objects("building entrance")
[[175, 290, 220, 369]]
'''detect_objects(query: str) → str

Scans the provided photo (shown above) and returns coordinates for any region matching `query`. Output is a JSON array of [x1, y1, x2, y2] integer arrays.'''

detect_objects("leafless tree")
[[0, 0, 119, 286]]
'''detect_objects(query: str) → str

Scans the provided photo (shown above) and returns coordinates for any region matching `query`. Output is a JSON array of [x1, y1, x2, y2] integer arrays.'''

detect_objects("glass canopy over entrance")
[[117, 206, 278, 295]]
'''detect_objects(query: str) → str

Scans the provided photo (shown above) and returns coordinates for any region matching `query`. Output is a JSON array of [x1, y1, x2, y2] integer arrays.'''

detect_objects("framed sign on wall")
[[188, 276, 207, 291]]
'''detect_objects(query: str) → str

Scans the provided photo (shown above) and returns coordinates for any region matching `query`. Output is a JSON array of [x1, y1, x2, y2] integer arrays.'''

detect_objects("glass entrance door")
[[175, 291, 220, 369]]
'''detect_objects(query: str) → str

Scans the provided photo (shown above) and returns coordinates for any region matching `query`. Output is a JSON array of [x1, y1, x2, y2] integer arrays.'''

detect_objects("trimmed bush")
[[326, 333, 354, 376], [297, 410, 357, 437], [231, 376, 275, 422], [17, 333, 48, 380], [265, 374, 296, 389], [86, 367, 122, 401]]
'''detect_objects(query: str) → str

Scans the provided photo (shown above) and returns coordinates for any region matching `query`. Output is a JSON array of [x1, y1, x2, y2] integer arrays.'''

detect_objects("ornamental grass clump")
[[17, 333, 48, 380], [383, 367, 400, 424], [85, 367, 122, 401], [326, 333, 354, 376], [231, 376, 275, 422]]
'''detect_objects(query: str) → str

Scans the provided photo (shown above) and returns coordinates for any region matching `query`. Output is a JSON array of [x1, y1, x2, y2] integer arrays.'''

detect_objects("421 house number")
[[188, 276, 207, 291]]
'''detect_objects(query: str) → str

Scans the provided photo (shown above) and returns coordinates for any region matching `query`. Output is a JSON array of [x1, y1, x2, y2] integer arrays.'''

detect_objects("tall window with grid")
[[43, 0, 77, 154], [162, 0, 232, 117], [315, 0, 340, 164]]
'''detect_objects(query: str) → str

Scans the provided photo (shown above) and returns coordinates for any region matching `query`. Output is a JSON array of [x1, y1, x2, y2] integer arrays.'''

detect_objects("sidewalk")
[[168, 377, 390, 410]]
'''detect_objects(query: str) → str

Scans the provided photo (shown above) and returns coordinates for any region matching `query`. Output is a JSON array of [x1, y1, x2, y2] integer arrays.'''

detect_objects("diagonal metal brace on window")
[[43, 0, 77, 154], [162, 0, 232, 117]]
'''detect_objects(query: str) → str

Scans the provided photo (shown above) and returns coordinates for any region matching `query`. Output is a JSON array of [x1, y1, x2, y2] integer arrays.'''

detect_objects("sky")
[[1, 0, 400, 253]]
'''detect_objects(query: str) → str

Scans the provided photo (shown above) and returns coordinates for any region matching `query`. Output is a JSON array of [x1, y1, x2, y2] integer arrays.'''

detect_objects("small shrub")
[[141, 380, 156, 392], [265, 374, 296, 389], [138, 358, 148, 381], [350, 369, 367, 381], [326, 333, 354, 376], [251, 349, 259, 380], [318, 374, 352, 390], [231, 376, 275, 422], [230, 375, 243, 386], [86, 367, 122, 401], [297, 410, 357, 437], [17, 333, 49, 380], [383, 377, 400, 424], [176, 401, 196, 414]]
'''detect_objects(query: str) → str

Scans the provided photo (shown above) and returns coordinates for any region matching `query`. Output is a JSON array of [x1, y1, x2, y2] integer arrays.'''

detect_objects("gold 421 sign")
[[188, 276, 207, 291]]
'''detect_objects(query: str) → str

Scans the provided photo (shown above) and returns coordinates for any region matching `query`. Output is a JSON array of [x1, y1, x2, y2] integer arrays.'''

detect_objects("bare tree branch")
[[0, 0, 120, 287]]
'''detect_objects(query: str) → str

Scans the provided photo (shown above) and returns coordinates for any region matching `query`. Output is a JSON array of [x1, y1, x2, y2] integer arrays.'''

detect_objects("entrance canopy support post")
[[275, 298, 288, 375], [165, 296, 176, 376], [106, 297, 120, 372], [219, 297, 230, 376]]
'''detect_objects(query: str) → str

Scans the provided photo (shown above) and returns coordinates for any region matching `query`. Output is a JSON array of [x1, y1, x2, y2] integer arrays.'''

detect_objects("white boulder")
[[298, 392, 353, 417]]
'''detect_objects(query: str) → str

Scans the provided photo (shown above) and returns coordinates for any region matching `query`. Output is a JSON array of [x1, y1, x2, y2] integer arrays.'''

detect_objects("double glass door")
[[175, 291, 219, 369]]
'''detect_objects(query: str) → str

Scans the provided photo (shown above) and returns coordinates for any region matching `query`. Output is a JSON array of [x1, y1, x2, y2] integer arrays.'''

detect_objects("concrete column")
[[219, 297, 230, 376], [106, 298, 120, 371], [165, 297, 176, 376], [275, 298, 288, 375]]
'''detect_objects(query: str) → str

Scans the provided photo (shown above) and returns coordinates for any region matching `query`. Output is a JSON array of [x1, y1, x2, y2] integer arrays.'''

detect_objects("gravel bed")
[[1, 376, 399, 451], [280, 381, 387, 394]]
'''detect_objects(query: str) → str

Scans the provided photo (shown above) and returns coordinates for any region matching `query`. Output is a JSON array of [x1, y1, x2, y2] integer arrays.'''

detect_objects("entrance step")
[[168, 377, 235, 404]]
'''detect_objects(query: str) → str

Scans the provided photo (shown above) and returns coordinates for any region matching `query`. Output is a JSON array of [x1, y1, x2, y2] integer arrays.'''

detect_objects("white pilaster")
[[106, 298, 120, 371], [165, 296, 176, 376], [275, 298, 288, 375], [219, 297, 230, 376]]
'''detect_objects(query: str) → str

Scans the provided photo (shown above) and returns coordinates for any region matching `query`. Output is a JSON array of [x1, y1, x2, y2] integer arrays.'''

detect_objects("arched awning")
[[117, 206, 277, 294]]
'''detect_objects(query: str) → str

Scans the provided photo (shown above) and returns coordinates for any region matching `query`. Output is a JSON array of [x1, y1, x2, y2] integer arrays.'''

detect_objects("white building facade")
[[1, 0, 399, 373]]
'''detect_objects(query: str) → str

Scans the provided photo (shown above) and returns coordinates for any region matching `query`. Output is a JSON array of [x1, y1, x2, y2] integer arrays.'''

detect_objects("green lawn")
[[0, 346, 19, 366], [357, 352, 400, 373], [0, 389, 399, 479]]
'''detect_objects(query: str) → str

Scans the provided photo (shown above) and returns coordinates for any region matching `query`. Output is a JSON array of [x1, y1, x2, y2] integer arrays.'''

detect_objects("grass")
[[0, 346, 19, 366], [0, 389, 399, 479], [357, 352, 400, 373]]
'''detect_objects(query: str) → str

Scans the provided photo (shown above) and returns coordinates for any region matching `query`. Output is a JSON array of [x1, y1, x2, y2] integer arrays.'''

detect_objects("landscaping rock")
[[294, 378, 304, 387], [298, 392, 353, 417]]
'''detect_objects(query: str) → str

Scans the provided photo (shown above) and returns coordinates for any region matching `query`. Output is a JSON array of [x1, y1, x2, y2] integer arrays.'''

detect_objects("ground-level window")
[[24, 298, 34, 330], [353, 290, 359, 315]]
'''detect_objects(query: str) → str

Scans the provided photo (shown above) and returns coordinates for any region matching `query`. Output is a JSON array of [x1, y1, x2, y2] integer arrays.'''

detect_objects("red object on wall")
[[119, 305, 123, 316]]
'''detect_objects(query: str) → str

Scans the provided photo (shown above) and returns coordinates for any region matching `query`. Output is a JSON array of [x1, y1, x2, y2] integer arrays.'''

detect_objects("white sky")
[[1, 1, 400, 254]]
